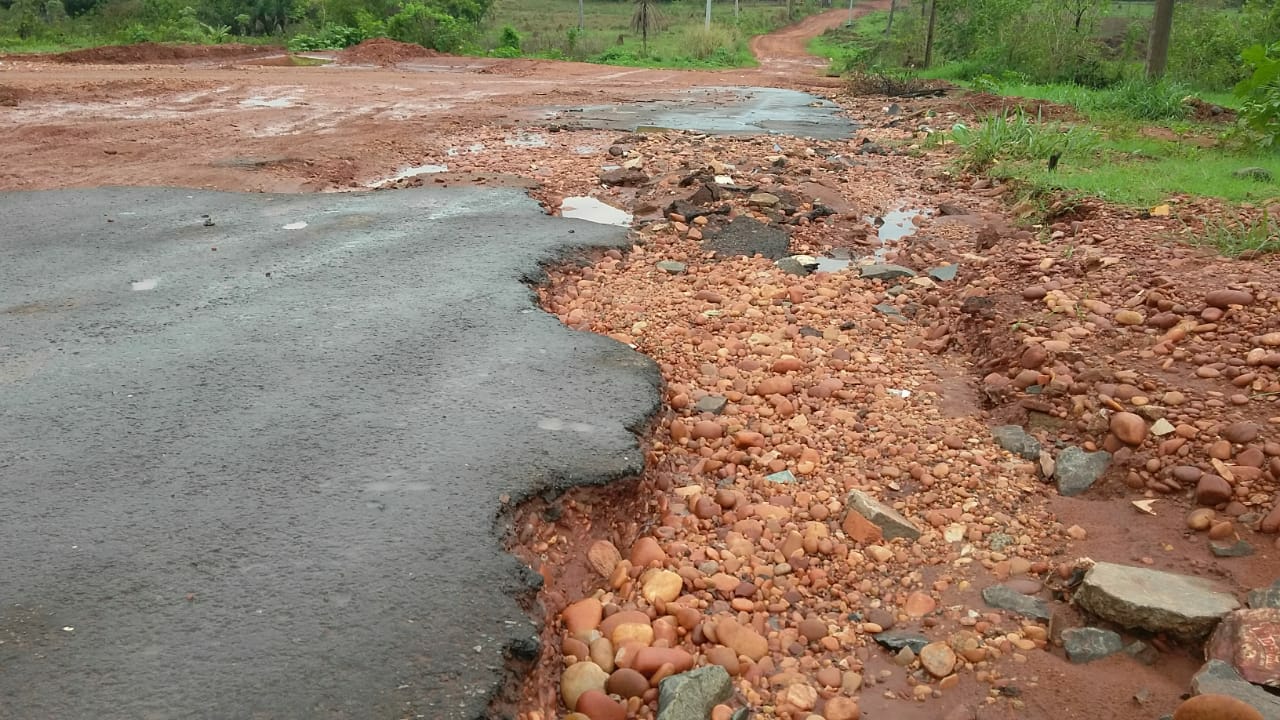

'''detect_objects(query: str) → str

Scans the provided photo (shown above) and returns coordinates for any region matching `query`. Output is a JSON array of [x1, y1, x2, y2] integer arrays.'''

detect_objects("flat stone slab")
[[845, 489, 921, 540], [1208, 608, 1280, 687], [992, 425, 1041, 460], [1062, 627, 1124, 663], [1193, 660, 1280, 720], [1075, 562, 1240, 638], [982, 584, 1051, 621], [0, 187, 661, 718], [657, 665, 733, 720], [1055, 446, 1112, 496], [860, 263, 916, 281]]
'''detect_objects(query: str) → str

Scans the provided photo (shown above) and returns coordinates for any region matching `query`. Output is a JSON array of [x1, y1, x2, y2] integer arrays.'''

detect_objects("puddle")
[[283, 221, 308, 230], [446, 143, 486, 157], [130, 278, 158, 291], [367, 164, 448, 187], [241, 96, 296, 108], [505, 132, 548, 148], [555, 86, 857, 139], [867, 206, 926, 261], [812, 257, 851, 272], [559, 197, 633, 227]]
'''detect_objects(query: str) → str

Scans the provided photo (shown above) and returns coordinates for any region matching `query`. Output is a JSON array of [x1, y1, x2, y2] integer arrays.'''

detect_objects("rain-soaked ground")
[[0, 186, 661, 719]]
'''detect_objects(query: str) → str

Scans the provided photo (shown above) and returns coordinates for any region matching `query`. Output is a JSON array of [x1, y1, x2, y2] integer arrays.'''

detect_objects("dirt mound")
[[50, 42, 280, 64], [0, 85, 27, 107], [334, 38, 439, 66]]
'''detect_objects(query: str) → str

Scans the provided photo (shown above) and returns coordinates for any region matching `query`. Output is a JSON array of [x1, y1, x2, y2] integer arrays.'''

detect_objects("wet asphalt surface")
[[555, 86, 857, 138], [0, 187, 661, 719]]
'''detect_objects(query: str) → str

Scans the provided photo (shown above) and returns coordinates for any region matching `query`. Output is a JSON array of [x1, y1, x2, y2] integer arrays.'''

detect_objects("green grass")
[[1197, 209, 1280, 257], [985, 141, 1280, 207], [806, 9, 885, 74], [484, 0, 818, 69]]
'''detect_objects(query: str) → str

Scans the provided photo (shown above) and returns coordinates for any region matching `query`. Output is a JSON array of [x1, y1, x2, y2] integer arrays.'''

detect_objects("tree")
[[1147, 0, 1174, 79], [631, 0, 661, 56], [923, 0, 937, 68], [884, 0, 896, 36]]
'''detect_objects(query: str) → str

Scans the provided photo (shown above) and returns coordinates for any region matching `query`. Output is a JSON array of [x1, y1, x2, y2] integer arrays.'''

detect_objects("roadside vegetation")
[[813, 0, 1280, 227], [0, 0, 820, 68]]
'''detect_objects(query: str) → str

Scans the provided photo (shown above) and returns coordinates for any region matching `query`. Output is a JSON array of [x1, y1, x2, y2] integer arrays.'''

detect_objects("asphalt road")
[[0, 187, 661, 719]]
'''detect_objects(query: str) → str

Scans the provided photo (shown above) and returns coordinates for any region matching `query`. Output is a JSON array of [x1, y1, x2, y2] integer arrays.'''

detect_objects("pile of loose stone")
[[417, 97, 1280, 720]]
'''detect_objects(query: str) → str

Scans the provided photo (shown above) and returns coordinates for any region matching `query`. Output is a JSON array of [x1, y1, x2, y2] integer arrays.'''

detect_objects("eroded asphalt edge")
[[0, 186, 661, 719]]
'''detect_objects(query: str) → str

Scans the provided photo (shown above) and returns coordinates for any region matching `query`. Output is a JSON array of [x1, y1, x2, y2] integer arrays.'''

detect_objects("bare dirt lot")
[[3, 3, 1280, 719]]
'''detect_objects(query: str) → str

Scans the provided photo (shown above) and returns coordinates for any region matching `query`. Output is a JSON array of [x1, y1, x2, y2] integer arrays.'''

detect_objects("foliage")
[[1167, 1, 1250, 90], [629, 0, 661, 56], [385, 0, 468, 51], [1235, 42, 1280, 148], [949, 109, 1102, 171], [287, 22, 361, 49]]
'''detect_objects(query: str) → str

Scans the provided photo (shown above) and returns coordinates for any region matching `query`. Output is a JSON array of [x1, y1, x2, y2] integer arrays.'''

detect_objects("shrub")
[[678, 25, 735, 61], [385, 0, 467, 52], [1235, 42, 1280, 148], [497, 23, 519, 51]]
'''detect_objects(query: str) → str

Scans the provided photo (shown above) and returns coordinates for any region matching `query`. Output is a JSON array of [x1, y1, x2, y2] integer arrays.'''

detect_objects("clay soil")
[[2, 5, 1278, 720]]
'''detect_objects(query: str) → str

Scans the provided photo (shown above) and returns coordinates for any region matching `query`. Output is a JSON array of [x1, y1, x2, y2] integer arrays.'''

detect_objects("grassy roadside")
[[812, 8, 1279, 222]]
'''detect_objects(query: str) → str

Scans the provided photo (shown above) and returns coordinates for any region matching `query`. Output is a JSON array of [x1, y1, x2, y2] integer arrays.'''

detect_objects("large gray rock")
[[1055, 446, 1112, 496], [657, 666, 732, 720], [1075, 562, 1240, 638], [1192, 660, 1280, 720], [982, 584, 1051, 621], [1061, 627, 1124, 663], [845, 490, 921, 540], [992, 425, 1041, 460]]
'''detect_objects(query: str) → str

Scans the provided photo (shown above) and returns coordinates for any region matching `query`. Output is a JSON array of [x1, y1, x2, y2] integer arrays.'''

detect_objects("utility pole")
[[847, 0, 854, 26], [578, 0, 584, 31], [705, 0, 711, 30], [735, 0, 739, 22]]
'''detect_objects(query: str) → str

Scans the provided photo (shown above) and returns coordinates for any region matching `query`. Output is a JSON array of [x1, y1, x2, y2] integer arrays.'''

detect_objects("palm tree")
[[632, 0, 663, 56]]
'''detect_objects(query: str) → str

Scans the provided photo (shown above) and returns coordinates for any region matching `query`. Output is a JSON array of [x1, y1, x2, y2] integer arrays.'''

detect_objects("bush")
[[385, 0, 467, 52], [287, 23, 363, 50], [1168, 1, 1252, 90], [497, 23, 519, 51], [1235, 42, 1280, 148]]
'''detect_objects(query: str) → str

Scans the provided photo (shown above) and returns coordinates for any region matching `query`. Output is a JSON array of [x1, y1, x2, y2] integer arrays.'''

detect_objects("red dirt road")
[[0, 4, 882, 194]]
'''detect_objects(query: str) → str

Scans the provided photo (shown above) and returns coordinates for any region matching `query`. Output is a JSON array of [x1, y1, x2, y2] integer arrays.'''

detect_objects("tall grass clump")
[[950, 110, 1102, 171]]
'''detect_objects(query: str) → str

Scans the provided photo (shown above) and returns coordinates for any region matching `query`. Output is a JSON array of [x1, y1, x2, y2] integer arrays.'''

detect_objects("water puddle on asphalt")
[[241, 96, 296, 108], [367, 164, 449, 187], [551, 86, 857, 139], [130, 278, 158, 291], [282, 221, 308, 230], [559, 197, 633, 227], [812, 257, 851, 272]]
